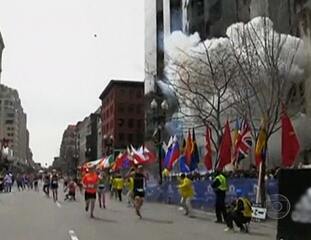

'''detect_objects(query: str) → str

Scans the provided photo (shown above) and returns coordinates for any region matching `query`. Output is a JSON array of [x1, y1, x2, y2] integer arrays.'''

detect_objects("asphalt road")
[[0, 186, 276, 240]]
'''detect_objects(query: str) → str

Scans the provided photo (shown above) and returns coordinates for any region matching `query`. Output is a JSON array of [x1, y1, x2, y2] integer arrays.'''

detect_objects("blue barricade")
[[145, 178, 278, 210]]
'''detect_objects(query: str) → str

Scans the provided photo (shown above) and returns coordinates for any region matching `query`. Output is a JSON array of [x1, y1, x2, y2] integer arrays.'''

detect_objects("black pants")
[[117, 189, 122, 202], [215, 191, 227, 222], [43, 184, 49, 195], [226, 211, 251, 230]]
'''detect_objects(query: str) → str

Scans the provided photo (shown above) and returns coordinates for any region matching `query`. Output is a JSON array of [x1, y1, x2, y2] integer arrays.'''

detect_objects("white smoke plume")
[[292, 187, 311, 223]]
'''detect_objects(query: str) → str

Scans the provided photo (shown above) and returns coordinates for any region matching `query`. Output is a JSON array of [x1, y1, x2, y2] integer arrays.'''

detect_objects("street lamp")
[[73, 153, 79, 177], [103, 134, 114, 156], [150, 98, 169, 185]]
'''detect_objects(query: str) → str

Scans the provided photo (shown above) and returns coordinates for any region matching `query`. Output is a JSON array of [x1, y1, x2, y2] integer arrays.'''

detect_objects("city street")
[[0, 186, 276, 240]]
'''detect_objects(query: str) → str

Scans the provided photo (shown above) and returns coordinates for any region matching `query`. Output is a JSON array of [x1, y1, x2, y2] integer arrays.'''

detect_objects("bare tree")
[[165, 33, 238, 156], [228, 17, 304, 206]]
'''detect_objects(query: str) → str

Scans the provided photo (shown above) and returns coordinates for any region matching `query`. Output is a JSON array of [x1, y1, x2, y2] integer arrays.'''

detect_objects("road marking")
[[69, 230, 79, 240], [56, 201, 62, 208]]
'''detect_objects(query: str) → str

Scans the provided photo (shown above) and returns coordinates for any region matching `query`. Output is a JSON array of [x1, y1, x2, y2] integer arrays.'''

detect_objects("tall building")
[[85, 108, 101, 161], [76, 117, 91, 164], [0, 84, 30, 164], [58, 125, 77, 175], [0, 31, 4, 81], [96, 107, 102, 159], [99, 80, 145, 152], [145, 0, 303, 96]]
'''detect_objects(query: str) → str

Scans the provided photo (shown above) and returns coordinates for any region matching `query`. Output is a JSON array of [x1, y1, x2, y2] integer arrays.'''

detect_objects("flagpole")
[[256, 161, 262, 204]]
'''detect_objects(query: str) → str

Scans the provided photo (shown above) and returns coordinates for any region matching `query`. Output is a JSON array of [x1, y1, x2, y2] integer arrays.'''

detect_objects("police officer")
[[225, 189, 252, 232], [212, 170, 228, 223]]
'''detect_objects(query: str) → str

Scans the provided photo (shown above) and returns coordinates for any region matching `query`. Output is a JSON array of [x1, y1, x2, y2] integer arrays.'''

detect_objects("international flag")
[[232, 118, 239, 146], [255, 119, 267, 167], [168, 137, 180, 171], [216, 120, 232, 170], [189, 128, 200, 171], [234, 119, 252, 164], [281, 104, 300, 167], [204, 125, 213, 171], [179, 155, 190, 173], [163, 137, 173, 168], [112, 152, 129, 171], [184, 129, 193, 166], [97, 154, 114, 169], [143, 147, 157, 164], [131, 145, 145, 164]]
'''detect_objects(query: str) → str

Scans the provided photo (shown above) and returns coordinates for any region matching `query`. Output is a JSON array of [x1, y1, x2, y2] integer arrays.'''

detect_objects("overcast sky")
[[0, 0, 144, 166]]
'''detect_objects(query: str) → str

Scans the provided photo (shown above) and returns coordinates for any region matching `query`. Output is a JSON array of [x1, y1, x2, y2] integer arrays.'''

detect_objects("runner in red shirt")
[[82, 167, 99, 218]]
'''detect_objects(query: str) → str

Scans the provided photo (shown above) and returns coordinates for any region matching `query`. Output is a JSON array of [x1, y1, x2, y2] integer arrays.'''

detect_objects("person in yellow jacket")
[[225, 189, 252, 233], [125, 174, 134, 207], [178, 173, 194, 216], [114, 174, 124, 202]]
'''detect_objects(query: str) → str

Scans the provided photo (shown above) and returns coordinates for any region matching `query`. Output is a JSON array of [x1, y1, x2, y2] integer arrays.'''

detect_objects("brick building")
[[99, 80, 144, 152]]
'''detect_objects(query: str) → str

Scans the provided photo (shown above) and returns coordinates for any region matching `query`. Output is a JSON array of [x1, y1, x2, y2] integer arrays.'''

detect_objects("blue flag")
[[179, 155, 190, 173], [190, 128, 200, 171], [163, 146, 172, 169]]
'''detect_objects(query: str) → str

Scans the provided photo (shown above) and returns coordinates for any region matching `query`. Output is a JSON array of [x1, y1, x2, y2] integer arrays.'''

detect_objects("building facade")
[[0, 84, 31, 164], [76, 117, 91, 164], [57, 125, 77, 175], [85, 110, 101, 161], [0, 31, 4, 81], [99, 80, 145, 152]]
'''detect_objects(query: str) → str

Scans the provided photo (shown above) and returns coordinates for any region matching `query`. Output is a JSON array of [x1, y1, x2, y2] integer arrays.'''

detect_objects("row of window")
[[103, 121, 114, 133], [102, 88, 143, 108], [118, 133, 144, 143], [118, 104, 143, 114], [102, 105, 114, 120], [117, 118, 143, 129]]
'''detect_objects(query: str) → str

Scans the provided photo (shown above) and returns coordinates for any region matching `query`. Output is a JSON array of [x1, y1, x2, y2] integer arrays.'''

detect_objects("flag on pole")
[[168, 136, 180, 171], [179, 155, 190, 173], [204, 125, 213, 171], [234, 119, 252, 164], [190, 128, 200, 171], [143, 147, 157, 164], [281, 104, 300, 167], [232, 118, 239, 146], [131, 145, 145, 164], [255, 119, 267, 167], [163, 138, 173, 169], [217, 120, 232, 170], [184, 129, 193, 166]]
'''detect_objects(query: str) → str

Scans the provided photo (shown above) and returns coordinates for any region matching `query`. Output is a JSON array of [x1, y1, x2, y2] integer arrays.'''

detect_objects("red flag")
[[184, 129, 193, 166], [112, 152, 128, 171], [282, 105, 300, 167], [217, 120, 232, 170], [204, 125, 213, 170]]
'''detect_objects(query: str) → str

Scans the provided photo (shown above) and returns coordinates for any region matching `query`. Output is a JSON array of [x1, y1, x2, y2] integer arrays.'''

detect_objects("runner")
[[43, 172, 50, 197], [114, 173, 124, 202], [97, 171, 106, 209], [126, 172, 134, 207], [82, 167, 99, 218], [33, 174, 39, 192], [64, 178, 76, 201], [133, 165, 148, 219], [51, 169, 59, 202]]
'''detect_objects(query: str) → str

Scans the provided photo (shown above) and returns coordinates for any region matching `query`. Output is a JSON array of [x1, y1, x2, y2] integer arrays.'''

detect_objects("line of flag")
[[82, 105, 300, 175]]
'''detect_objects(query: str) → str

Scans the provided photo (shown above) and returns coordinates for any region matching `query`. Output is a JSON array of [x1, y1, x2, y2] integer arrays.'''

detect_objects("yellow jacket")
[[178, 177, 194, 198], [114, 177, 124, 190], [126, 177, 134, 192]]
